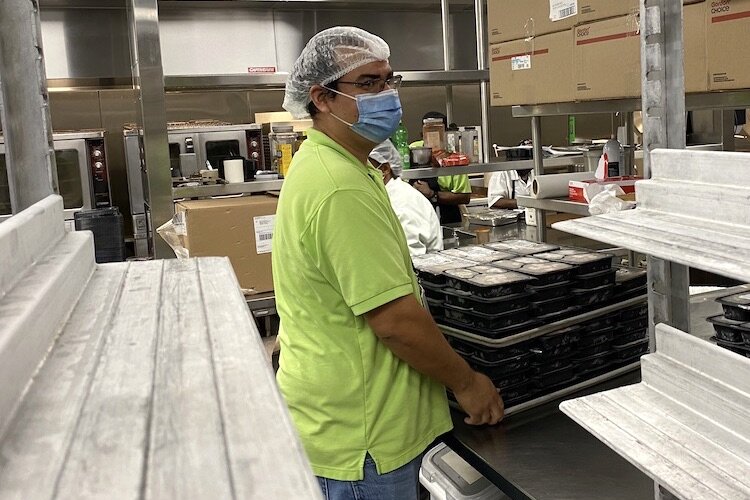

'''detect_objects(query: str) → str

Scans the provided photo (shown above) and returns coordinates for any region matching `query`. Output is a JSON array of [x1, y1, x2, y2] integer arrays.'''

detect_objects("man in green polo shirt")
[[273, 27, 504, 500]]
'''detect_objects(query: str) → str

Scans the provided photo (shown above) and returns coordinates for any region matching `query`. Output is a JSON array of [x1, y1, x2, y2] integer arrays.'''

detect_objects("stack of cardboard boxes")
[[490, 0, 750, 106]]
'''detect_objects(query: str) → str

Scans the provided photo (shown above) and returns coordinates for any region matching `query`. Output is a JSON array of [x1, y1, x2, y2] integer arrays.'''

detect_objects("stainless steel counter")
[[445, 371, 654, 500], [446, 220, 613, 251]]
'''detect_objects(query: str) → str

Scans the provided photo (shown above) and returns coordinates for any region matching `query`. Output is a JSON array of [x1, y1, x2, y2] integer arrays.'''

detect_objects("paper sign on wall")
[[253, 214, 276, 254], [550, 0, 577, 21], [512, 55, 532, 71]]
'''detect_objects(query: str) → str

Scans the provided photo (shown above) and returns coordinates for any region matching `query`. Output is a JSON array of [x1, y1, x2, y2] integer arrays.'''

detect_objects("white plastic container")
[[419, 443, 506, 500]]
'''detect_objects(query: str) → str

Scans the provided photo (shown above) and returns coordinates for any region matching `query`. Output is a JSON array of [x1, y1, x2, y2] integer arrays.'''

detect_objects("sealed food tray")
[[529, 343, 576, 362], [533, 327, 582, 350], [533, 248, 588, 261], [536, 306, 582, 324], [558, 252, 614, 275], [469, 353, 532, 378], [493, 371, 530, 390], [484, 239, 559, 256], [496, 261, 575, 286], [421, 283, 445, 301], [529, 295, 572, 316], [619, 316, 648, 335], [612, 286, 648, 302], [614, 266, 648, 293], [572, 284, 614, 308], [529, 357, 572, 375], [620, 303, 648, 322], [440, 246, 515, 264], [443, 303, 530, 332], [707, 315, 750, 344], [442, 288, 529, 315], [425, 297, 444, 320], [714, 339, 750, 358], [614, 329, 648, 346], [610, 338, 649, 361], [531, 364, 576, 389], [471, 342, 532, 364], [442, 267, 534, 298], [447, 337, 481, 358], [574, 268, 617, 290], [500, 382, 537, 407], [526, 280, 572, 301], [492, 256, 548, 271], [580, 315, 616, 333], [443, 318, 540, 339], [413, 254, 478, 287], [715, 290, 750, 322], [577, 326, 616, 348], [576, 342, 614, 359]]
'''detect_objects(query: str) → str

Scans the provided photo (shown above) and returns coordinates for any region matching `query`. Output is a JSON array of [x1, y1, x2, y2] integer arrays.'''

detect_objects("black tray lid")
[[443, 268, 534, 288], [615, 266, 648, 283], [507, 262, 574, 277], [707, 314, 750, 329], [413, 253, 475, 273], [716, 290, 750, 310], [560, 252, 613, 266]]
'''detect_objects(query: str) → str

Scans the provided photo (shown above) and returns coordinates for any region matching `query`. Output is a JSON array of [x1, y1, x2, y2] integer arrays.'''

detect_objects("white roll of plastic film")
[[531, 172, 595, 199], [223, 159, 245, 183]]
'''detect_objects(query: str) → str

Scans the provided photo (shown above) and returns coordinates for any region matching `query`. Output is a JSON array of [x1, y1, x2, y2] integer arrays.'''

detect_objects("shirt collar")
[[305, 128, 374, 172]]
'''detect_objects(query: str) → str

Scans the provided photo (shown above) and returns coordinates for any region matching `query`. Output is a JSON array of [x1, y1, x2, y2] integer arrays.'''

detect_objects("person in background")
[[370, 140, 443, 257], [409, 111, 471, 224], [274, 27, 504, 500], [487, 168, 535, 209]]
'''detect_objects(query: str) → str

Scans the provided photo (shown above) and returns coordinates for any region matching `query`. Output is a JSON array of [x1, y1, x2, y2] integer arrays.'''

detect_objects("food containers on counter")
[[715, 290, 750, 322]]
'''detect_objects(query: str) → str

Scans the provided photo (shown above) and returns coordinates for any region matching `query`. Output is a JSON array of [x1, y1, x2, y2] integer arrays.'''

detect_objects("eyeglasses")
[[337, 75, 403, 92]]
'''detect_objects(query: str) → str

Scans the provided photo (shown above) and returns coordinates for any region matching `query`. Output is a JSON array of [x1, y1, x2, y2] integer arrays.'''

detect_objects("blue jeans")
[[317, 453, 422, 500]]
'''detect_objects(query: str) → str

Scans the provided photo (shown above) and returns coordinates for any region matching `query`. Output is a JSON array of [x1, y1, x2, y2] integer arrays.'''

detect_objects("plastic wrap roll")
[[531, 172, 595, 199]]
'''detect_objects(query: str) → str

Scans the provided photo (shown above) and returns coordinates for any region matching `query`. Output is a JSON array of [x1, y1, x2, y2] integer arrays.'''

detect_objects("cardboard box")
[[488, 0, 576, 44], [175, 195, 278, 293], [490, 30, 574, 106], [573, 14, 641, 100], [707, 0, 750, 90], [576, 0, 639, 24], [684, 2, 709, 93], [568, 177, 640, 203]]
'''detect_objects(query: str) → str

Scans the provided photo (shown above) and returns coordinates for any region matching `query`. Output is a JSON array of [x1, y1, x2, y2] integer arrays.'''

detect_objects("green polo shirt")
[[272, 128, 452, 481]]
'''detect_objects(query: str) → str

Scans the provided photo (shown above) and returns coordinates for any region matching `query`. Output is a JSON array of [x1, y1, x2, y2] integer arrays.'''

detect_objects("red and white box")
[[568, 176, 641, 203]]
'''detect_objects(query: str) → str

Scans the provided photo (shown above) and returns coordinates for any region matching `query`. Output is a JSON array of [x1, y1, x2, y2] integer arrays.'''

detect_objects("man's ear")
[[310, 85, 333, 114]]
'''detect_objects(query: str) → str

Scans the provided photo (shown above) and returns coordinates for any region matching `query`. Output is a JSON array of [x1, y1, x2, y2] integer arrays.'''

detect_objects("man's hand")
[[413, 180, 433, 198], [453, 372, 505, 426]]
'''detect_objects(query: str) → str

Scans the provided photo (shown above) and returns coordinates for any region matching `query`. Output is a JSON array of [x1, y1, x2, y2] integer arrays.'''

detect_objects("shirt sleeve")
[[437, 174, 471, 194], [487, 172, 511, 208], [302, 188, 415, 316]]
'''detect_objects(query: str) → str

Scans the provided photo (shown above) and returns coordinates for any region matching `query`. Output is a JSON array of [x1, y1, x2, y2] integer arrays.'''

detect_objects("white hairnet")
[[370, 140, 403, 177], [283, 27, 391, 119]]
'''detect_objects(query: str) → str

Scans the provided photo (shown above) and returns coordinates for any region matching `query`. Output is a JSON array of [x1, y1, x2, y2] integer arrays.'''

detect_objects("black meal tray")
[[707, 315, 750, 344], [576, 342, 614, 359], [470, 342, 532, 364], [534, 248, 588, 261], [614, 329, 648, 346], [619, 316, 649, 335], [611, 286, 648, 303], [533, 327, 582, 350], [425, 297, 444, 320], [443, 303, 531, 332], [614, 266, 648, 293], [620, 303, 649, 322], [447, 337, 482, 358], [495, 261, 575, 286], [442, 288, 529, 315], [715, 290, 750, 322], [529, 343, 577, 362], [577, 326, 616, 348], [572, 284, 615, 308], [713, 338, 750, 358], [413, 254, 478, 287], [529, 355, 574, 375], [493, 371, 530, 390], [558, 252, 614, 275], [421, 282, 446, 301], [442, 267, 535, 298], [610, 338, 649, 361], [526, 280, 572, 301], [575, 268, 617, 290], [500, 382, 537, 407], [580, 315, 617, 333], [442, 318, 541, 340], [536, 306, 582, 324], [492, 256, 549, 272], [484, 239, 559, 256], [529, 294, 573, 316], [469, 353, 532, 378], [531, 364, 577, 389], [440, 246, 516, 264]]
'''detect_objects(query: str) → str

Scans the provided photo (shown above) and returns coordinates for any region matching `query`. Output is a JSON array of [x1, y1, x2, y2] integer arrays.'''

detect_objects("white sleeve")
[[424, 202, 443, 253], [487, 172, 511, 208]]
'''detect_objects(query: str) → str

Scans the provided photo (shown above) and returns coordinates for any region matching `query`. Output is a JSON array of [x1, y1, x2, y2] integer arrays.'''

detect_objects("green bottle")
[[392, 121, 411, 170]]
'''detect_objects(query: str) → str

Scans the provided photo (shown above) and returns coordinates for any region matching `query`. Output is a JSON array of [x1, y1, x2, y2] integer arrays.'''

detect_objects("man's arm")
[[365, 294, 504, 425], [437, 190, 471, 206], [491, 198, 518, 209]]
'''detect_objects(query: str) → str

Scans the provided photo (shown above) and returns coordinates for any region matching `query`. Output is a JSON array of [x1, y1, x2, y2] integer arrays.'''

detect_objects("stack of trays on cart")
[[707, 288, 750, 358]]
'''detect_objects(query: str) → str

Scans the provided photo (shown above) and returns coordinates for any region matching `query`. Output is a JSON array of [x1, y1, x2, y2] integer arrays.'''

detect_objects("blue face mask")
[[325, 87, 403, 144]]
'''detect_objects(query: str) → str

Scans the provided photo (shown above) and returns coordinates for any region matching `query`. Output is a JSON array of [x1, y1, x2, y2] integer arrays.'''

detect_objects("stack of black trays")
[[707, 289, 750, 358], [73, 207, 127, 263], [417, 239, 650, 413]]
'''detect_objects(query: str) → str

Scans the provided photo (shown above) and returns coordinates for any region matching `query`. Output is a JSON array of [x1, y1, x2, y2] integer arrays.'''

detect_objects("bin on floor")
[[419, 443, 506, 500]]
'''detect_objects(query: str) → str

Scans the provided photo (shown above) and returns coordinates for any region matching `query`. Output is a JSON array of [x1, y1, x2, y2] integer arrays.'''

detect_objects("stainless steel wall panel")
[[48, 91, 102, 131], [165, 92, 252, 124]]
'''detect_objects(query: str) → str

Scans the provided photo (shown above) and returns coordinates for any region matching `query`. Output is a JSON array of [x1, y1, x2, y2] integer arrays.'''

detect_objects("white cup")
[[223, 159, 245, 183]]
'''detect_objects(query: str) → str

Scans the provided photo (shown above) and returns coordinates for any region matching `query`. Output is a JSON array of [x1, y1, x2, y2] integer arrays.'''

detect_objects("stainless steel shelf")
[[516, 196, 591, 217], [401, 156, 581, 180], [173, 179, 284, 198], [164, 70, 488, 92], [512, 90, 750, 117], [439, 295, 647, 348]]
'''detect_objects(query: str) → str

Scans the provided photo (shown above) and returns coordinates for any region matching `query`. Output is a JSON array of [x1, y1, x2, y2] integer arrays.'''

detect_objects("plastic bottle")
[[603, 136, 624, 178], [391, 121, 411, 170]]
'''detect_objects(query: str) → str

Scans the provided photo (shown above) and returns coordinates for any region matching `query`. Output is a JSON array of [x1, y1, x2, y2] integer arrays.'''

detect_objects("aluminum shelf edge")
[[173, 179, 284, 198], [553, 149, 750, 283], [401, 156, 581, 180], [439, 295, 647, 348]]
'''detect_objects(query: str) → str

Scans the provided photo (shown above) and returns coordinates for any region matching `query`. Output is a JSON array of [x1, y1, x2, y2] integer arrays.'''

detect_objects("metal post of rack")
[[440, 0, 454, 124], [475, 0, 491, 162], [531, 116, 546, 242], [640, 0, 691, 357], [0, 0, 58, 213]]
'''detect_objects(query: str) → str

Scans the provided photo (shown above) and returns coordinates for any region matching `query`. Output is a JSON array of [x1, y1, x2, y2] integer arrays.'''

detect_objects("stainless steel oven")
[[0, 130, 111, 222], [124, 121, 262, 257]]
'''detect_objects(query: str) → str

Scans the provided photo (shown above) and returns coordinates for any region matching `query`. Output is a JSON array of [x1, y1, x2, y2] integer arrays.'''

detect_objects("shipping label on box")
[[707, 0, 750, 90], [550, 0, 578, 21], [573, 14, 641, 100], [253, 214, 275, 254], [490, 30, 574, 106]]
